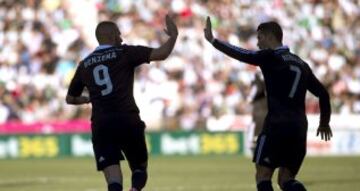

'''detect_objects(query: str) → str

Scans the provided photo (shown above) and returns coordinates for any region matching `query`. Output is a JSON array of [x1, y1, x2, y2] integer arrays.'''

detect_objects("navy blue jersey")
[[212, 39, 330, 133], [67, 44, 153, 120]]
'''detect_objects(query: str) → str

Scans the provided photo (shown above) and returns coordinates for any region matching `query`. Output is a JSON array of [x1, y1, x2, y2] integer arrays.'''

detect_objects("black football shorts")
[[253, 131, 306, 175], [91, 113, 148, 171]]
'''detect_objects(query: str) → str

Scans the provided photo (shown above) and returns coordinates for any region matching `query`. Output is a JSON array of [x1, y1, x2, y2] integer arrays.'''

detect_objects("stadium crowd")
[[0, 0, 359, 131]]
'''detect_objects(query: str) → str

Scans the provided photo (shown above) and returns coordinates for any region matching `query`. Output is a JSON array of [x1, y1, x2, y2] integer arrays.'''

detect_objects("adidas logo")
[[99, 156, 105, 162], [264, 157, 271, 163]]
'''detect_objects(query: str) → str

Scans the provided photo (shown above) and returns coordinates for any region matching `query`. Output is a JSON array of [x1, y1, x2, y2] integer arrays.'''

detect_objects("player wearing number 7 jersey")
[[66, 14, 178, 191], [204, 17, 332, 191]]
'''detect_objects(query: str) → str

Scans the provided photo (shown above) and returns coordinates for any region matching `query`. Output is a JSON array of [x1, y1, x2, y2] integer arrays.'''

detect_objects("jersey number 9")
[[93, 64, 113, 96]]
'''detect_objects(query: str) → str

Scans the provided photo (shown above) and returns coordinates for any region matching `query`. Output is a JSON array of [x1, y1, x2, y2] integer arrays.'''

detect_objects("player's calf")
[[256, 165, 274, 191], [108, 182, 123, 191], [257, 180, 274, 191], [281, 179, 306, 191], [131, 169, 147, 191]]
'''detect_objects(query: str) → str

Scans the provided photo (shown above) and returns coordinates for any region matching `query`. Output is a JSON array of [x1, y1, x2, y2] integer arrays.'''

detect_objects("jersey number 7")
[[289, 65, 301, 98]]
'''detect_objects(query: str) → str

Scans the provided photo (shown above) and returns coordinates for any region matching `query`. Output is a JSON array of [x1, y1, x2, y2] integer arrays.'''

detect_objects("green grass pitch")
[[0, 156, 359, 191]]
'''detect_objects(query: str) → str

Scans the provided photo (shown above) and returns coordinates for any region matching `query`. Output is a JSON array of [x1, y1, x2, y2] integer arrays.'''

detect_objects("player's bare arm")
[[149, 14, 178, 61], [65, 95, 90, 105]]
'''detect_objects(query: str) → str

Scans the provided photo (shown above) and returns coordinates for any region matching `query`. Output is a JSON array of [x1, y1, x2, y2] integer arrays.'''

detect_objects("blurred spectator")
[[0, 0, 359, 131]]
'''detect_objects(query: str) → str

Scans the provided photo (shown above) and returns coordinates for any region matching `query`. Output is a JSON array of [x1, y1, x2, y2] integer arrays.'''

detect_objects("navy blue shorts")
[[91, 114, 148, 171], [253, 131, 306, 175]]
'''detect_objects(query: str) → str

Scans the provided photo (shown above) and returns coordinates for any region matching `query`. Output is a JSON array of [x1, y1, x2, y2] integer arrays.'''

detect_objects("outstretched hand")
[[204, 16, 214, 43], [164, 14, 178, 38], [316, 125, 332, 141]]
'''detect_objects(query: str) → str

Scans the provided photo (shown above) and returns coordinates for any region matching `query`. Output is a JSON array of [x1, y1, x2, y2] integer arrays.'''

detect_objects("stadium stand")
[[0, 0, 359, 131]]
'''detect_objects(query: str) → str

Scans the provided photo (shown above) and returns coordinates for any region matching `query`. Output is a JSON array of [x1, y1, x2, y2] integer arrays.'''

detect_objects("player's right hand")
[[164, 14, 178, 38], [316, 125, 332, 141], [204, 16, 214, 43]]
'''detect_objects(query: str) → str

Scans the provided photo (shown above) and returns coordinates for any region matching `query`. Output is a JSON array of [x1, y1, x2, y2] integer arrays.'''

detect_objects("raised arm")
[[307, 72, 332, 141], [149, 15, 178, 61], [204, 16, 263, 65]]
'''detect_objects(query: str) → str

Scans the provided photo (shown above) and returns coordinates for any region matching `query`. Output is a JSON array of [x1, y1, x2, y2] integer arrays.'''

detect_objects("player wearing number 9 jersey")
[[66, 15, 178, 191], [204, 17, 332, 191]]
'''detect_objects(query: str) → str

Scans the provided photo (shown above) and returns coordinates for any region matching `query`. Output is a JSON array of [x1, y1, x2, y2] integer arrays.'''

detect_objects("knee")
[[277, 176, 289, 189], [256, 169, 272, 182], [133, 168, 147, 177], [130, 161, 147, 172]]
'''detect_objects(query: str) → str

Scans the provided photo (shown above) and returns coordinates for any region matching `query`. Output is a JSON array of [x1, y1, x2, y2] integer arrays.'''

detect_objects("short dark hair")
[[95, 21, 118, 42], [257, 21, 283, 42]]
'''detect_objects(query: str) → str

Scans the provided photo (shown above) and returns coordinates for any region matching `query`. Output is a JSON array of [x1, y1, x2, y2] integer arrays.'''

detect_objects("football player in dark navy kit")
[[66, 15, 178, 191], [204, 16, 332, 191]]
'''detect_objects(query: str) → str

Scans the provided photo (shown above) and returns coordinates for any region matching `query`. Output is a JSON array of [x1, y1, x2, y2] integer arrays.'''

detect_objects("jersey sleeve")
[[212, 39, 270, 66], [125, 45, 153, 67], [67, 65, 85, 97], [307, 69, 331, 126]]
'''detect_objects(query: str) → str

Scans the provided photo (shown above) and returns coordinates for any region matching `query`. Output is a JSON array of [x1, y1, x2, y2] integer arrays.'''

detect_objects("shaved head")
[[95, 21, 122, 45]]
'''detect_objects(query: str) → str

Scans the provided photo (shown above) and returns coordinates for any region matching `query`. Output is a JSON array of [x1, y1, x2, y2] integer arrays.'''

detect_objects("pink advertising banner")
[[0, 120, 91, 134]]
